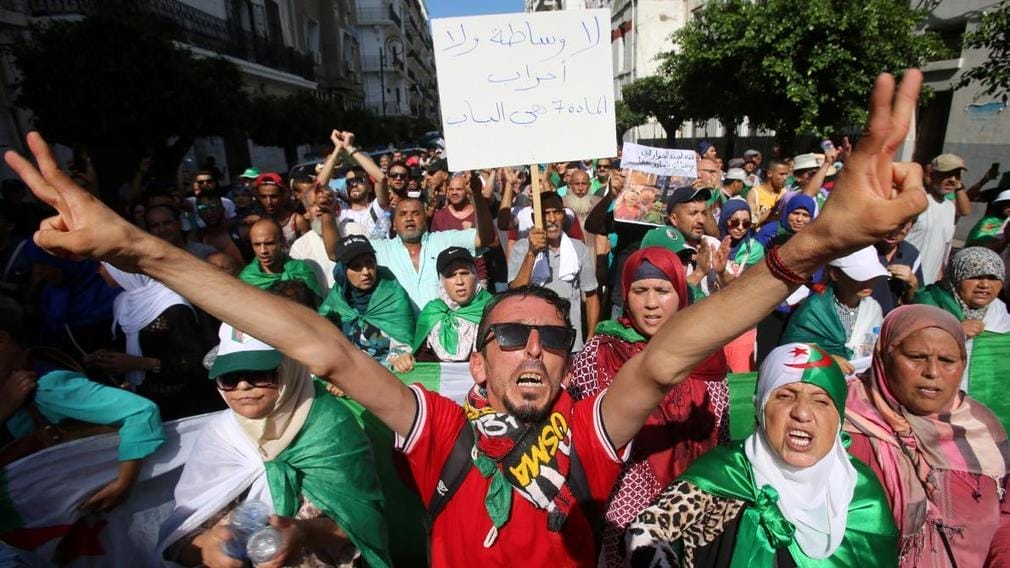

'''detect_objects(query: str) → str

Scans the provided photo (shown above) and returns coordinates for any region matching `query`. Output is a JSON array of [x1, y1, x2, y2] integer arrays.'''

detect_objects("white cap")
[[828, 246, 889, 282], [993, 189, 1010, 205], [792, 153, 820, 171], [724, 168, 747, 182]]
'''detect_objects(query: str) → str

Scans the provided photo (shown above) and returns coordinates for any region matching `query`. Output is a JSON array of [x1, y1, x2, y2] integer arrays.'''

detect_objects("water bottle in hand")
[[222, 500, 271, 559], [247, 525, 284, 565]]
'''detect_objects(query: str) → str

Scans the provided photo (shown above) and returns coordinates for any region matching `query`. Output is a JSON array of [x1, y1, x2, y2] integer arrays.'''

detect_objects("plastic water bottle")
[[861, 326, 881, 358], [246, 526, 284, 564], [222, 500, 271, 559]]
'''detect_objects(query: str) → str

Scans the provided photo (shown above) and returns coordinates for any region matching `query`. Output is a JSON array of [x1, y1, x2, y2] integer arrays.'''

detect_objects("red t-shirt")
[[395, 385, 629, 566]]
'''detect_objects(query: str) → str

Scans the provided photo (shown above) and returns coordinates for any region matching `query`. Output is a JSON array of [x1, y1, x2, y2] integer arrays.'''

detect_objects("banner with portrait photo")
[[615, 142, 697, 226]]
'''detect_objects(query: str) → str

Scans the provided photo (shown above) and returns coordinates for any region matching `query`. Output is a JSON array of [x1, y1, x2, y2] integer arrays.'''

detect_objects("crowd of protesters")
[[2, 69, 1010, 567]]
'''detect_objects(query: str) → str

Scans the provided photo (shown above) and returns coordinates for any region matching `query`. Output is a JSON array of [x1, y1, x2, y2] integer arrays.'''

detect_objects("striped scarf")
[[462, 385, 576, 536]]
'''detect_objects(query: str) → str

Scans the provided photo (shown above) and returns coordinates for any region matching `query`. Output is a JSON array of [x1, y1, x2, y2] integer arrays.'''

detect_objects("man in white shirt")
[[905, 153, 965, 285]]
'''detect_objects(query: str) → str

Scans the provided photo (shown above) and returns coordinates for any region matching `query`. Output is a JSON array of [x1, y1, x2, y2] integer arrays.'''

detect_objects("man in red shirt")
[[431, 172, 492, 283], [8, 69, 929, 566]]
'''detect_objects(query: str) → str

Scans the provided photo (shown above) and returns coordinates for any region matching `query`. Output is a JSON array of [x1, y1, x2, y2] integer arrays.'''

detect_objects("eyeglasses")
[[478, 323, 575, 352], [215, 370, 278, 391], [727, 218, 752, 229], [389, 172, 408, 180], [196, 179, 214, 185], [196, 203, 222, 212]]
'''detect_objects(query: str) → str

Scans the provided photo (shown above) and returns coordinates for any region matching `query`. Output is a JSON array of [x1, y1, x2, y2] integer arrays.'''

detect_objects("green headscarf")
[[413, 289, 494, 355], [239, 256, 323, 299], [318, 265, 415, 346]]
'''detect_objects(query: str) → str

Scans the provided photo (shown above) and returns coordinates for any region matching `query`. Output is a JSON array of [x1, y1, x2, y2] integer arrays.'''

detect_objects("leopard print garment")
[[624, 480, 745, 568]]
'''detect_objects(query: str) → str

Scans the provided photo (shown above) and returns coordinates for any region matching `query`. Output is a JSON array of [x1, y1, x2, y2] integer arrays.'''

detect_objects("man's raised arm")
[[601, 70, 929, 449], [5, 134, 418, 437]]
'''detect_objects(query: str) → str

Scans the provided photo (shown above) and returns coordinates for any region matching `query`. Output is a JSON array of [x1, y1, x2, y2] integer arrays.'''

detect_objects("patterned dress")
[[568, 329, 730, 567]]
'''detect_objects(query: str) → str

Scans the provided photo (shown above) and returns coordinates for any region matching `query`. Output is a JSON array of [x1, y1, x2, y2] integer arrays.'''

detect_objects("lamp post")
[[379, 35, 404, 116]]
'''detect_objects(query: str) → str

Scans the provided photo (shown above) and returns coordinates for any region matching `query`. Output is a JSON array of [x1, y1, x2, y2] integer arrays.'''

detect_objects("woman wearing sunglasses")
[[718, 198, 765, 371], [568, 246, 728, 567], [158, 325, 391, 567]]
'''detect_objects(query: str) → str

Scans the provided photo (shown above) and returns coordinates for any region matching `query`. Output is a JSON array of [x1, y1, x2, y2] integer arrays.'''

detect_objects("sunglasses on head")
[[215, 370, 278, 391], [478, 323, 575, 352], [727, 218, 752, 229]]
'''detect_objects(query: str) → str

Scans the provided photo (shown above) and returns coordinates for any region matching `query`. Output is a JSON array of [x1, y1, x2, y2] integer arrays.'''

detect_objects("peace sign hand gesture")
[[5, 133, 145, 271]]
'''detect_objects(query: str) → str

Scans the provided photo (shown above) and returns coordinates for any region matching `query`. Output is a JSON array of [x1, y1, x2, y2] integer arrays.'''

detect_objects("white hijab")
[[743, 343, 858, 559], [102, 263, 192, 386]]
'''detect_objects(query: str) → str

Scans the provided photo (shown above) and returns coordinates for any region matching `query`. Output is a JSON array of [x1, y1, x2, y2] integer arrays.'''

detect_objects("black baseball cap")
[[437, 247, 475, 276], [333, 235, 375, 264], [666, 187, 712, 214]]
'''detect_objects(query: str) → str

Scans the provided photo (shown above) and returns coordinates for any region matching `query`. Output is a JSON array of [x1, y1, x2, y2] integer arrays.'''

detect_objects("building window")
[[305, 17, 320, 54], [266, 0, 284, 45]]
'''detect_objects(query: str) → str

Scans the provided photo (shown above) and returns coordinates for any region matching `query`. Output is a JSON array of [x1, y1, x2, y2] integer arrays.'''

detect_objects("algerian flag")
[[335, 362, 474, 565], [0, 362, 474, 565], [969, 331, 1010, 433], [0, 413, 218, 566]]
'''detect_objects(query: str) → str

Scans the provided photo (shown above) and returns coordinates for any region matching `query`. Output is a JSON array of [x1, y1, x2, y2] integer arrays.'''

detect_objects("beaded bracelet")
[[765, 245, 809, 286]]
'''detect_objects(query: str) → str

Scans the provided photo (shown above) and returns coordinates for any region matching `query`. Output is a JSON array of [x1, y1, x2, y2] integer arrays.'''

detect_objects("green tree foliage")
[[652, 0, 940, 152], [615, 99, 647, 142], [958, 0, 1010, 102], [620, 75, 688, 145], [10, 5, 246, 195], [245, 92, 435, 165]]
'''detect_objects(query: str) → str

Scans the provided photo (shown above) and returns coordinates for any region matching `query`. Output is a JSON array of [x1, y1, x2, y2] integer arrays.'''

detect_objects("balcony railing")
[[28, 0, 315, 80]]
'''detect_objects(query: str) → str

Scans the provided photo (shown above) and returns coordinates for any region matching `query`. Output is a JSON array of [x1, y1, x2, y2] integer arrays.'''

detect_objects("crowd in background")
[[3, 81, 1010, 567]]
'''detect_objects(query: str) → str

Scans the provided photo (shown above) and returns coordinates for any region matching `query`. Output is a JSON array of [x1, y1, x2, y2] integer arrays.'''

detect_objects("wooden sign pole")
[[530, 163, 543, 229]]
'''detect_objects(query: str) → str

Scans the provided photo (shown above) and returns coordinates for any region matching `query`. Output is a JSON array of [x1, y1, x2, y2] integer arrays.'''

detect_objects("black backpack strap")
[[567, 446, 604, 558], [427, 422, 475, 521]]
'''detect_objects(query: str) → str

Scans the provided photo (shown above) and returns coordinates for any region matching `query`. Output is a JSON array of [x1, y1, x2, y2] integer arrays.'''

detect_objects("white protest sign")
[[615, 142, 698, 226], [620, 142, 697, 177], [432, 9, 616, 171]]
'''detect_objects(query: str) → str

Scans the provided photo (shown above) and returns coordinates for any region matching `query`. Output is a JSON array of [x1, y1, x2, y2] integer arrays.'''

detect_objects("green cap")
[[240, 167, 261, 179], [209, 324, 282, 379], [641, 226, 695, 255]]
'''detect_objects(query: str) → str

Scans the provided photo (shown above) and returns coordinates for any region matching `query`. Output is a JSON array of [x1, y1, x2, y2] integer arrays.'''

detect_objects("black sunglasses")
[[196, 178, 214, 185], [215, 370, 278, 391], [478, 323, 575, 352], [389, 171, 408, 179]]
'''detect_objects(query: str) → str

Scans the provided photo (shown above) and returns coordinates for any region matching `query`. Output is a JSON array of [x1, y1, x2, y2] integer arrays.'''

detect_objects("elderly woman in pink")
[[844, 304, 1010, 566]]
